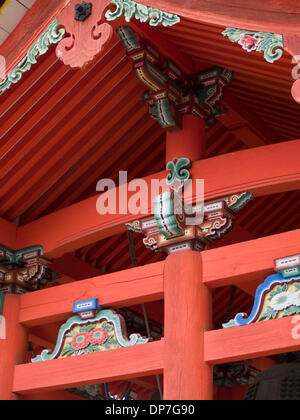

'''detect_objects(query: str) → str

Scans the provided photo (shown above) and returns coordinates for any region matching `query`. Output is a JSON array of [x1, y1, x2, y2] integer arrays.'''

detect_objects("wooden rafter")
[[221, 92, 280, 147], [2, 0, 300, 80], [130, 0, 300, 34]]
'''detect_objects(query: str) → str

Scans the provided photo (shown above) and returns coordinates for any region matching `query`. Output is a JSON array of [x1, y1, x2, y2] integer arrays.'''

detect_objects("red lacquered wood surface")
[[202, 229, 300, 288], [0, 295, 28, 400], [164, 251, 213, 400], [13, 341, 163, 395], [166, 115, 206, 164], [15, 139, 300, 257], [19, 261, 164, 327], [133, 0, 300, 34], [205, 316, 300, 365]]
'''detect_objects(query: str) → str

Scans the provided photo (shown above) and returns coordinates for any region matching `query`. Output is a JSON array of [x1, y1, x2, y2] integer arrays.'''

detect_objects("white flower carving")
[[269, 292, 294, 311], [291, 291, 300, 307]]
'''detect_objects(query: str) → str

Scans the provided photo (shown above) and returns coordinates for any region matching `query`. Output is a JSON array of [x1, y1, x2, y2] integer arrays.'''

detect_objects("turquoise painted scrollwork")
[[223, 273, 300, 328], [154, 192, 184, 239], [222, 28, 284, 64], [166, 157, 191, 189], [106, 0, 180, 27], [0, 19, 65, 95], [32, 309, 148, 363]]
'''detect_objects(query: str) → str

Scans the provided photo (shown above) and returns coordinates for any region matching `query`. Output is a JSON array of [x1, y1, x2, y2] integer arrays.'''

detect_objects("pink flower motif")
[[89, 328, 108, 345], [238, 34, 259, 52], [71, 332, 90, 351]]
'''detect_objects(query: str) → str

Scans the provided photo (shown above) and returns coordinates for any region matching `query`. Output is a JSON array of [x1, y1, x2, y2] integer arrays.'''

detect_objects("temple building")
[[0, 0, 300, 400]]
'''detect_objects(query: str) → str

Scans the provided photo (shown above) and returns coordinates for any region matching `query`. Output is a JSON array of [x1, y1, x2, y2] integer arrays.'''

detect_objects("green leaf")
[[283, 306, 300, 317], [258, 306, 278, 321], [268, 284, 288, 300], [108, 339, 118, 346], [61, 349, 75, 357], [86, 324, 96, 332]]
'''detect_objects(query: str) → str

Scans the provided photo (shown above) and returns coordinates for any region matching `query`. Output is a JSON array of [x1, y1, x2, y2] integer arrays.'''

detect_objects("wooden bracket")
[[56, 0, 113, 68]]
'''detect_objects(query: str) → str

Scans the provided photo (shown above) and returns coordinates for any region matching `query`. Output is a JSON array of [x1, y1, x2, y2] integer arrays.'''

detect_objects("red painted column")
[[166, 115, 206, 164], [0, 295, 28, 400], [164, 251, 213, 400]]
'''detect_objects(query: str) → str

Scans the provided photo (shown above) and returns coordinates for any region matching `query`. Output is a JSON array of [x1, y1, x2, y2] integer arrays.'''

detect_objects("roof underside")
[[0, 17, 299, 334]]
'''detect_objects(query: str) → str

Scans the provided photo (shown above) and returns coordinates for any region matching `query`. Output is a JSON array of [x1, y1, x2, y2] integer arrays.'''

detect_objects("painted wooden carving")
[[0, 19, 65, 95], [75, 2, 93, 21], [130, 192, 251, 254], [223, 254, 300, 328], [153, 158, 191, 240], [0, 245, 59, 294], [56, 0, 113, 69], [129, 0, 300, 34], [105, 0, 180, 27], [32, 303, 148, 362], [223, 30, 300, 105], [222, 28, 284, 64], [166, 157, 191, 191], [117, 26, 233, 130], [214, 361, 259, 388], [126, 158, 253, 254]]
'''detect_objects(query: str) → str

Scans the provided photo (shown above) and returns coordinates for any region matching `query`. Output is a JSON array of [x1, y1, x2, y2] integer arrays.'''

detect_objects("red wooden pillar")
[[166, 115, 206, 164], [0, 295, 28, 400], [164, 251, 213, 400]]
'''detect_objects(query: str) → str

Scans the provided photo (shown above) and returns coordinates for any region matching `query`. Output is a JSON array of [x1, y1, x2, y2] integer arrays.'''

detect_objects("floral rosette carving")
[[32, 309, 148, 362], [63, 323, 113, 357], [89, 327, 108, 345], [258, 283, 300, 321], [223, 274, 300, 328], [238, 34, 260, 52], [222, 28, 284, 64], [71, 331, 90, 351]]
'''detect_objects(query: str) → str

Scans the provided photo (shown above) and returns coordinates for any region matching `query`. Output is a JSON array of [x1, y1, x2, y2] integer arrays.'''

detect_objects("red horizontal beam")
[[202, 228, 300, 289], [15, 139, 300, 258], [19, 261, 164, 327], [204, 316, 300, 365], [13, 341, 163, 395], [18, 229, 300, 328], [136, 0, 300, 34]]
